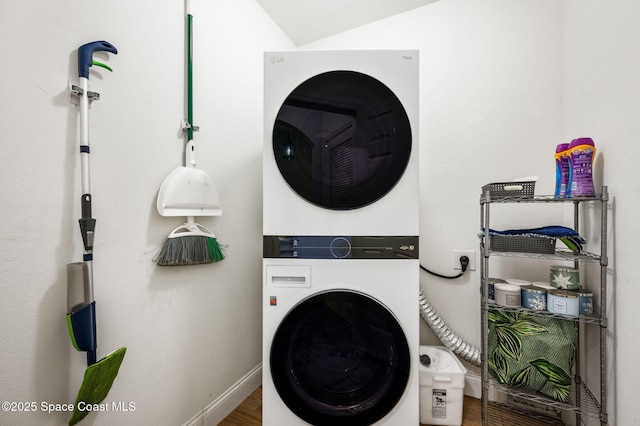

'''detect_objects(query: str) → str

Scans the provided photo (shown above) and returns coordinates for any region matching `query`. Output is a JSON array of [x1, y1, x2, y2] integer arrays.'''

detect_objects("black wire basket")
[[490, 235, 556, 254]]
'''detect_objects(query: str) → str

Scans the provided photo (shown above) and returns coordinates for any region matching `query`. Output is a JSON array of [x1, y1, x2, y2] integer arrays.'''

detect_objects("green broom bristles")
[[155, 235, 224, 266], [206, 236, 225, 262]]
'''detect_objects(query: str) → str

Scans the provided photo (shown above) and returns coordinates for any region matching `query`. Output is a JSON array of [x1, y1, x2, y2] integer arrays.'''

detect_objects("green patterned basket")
[[488, 310, 577, 402]]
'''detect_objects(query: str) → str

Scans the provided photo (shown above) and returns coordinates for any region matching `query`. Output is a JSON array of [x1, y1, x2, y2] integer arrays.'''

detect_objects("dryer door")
[[272, 71, 412, 210], [270, 290, 410, 425]]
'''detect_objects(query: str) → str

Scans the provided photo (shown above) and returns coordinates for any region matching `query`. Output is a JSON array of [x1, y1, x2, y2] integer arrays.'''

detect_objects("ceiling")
[[256, 0, 439, 46]]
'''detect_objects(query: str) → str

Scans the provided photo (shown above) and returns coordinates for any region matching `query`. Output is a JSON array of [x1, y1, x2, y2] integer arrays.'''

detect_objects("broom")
[[155, 0, 224, 265], [155, 217, 224, 266]]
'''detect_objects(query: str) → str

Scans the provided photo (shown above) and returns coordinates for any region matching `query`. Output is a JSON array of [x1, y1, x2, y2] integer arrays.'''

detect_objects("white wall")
[[0, 1, 292, 425], [563, 1, 640, 424]]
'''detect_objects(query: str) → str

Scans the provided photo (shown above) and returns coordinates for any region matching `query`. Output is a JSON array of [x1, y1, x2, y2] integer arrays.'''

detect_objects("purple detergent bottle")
[[554, 143, 570, 198], [567, 137, 596, 198]]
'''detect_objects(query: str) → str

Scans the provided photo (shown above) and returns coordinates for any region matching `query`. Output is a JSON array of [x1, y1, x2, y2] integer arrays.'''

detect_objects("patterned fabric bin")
[[488, 310, 577, 402]]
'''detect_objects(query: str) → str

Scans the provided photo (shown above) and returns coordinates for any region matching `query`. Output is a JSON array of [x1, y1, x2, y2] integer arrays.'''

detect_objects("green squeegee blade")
[[68, 347, 126, 426]]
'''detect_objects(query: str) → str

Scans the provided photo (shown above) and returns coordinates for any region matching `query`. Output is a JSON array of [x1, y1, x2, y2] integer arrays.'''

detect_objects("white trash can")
[[419, 346, 467, 425]]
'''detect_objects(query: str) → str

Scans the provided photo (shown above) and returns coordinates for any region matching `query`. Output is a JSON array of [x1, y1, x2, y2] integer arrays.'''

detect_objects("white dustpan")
[[157, 139, 222, 217]]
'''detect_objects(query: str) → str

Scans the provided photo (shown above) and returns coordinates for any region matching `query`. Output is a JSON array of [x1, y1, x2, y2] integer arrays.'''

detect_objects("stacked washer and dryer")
[[263, 50, 420, 425]]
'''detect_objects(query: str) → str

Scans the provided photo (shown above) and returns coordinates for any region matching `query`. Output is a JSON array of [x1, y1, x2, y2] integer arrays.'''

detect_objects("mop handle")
[[78, 41, 118, 79], [77, 41, 117, 194], [76, 41, 117, 251]]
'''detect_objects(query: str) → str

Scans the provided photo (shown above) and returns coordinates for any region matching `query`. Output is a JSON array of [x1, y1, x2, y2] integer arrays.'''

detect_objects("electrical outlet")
[[453, 250, 476, 271]]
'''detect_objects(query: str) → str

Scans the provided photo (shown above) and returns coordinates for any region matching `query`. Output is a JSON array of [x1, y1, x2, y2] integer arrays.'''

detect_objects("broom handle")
[[186, 0, 194, 142]]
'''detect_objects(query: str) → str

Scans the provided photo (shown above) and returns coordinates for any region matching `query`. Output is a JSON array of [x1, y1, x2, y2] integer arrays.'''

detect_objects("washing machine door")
[[270, 290, 410, 425], [272, 71, 412, 210]]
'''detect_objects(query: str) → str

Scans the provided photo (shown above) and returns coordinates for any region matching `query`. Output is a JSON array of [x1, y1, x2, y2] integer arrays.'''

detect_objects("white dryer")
[[262, 50, 420, 425], [263, 50, 419, 236], [262, 257, 419, 425]]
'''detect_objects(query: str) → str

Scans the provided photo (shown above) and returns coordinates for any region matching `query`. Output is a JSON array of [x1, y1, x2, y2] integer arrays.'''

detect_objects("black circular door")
[[273, 71, 412, 210], [270, 291, 410, 425]]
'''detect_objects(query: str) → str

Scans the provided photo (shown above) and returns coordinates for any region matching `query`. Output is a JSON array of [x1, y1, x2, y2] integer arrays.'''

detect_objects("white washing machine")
[[262, 258, 419, 425], [263, 49, 419, 236], [263, 50, 420, 425]]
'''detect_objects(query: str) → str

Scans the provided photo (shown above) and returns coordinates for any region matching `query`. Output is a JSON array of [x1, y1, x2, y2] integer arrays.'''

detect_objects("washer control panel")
[[263, 236, 418, 259]]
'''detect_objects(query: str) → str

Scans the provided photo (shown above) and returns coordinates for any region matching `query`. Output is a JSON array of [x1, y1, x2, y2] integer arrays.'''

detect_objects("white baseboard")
[[464, 371, 509, 403], [464, 371, 482, 399], [183, 363, 262, 426]]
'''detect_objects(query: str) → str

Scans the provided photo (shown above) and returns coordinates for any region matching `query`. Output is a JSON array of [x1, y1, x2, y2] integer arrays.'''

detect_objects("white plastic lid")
[[494, 283, 521, 292], [506, 278, 531, 286], [532, 281, 554, 290], [419, 346, 466, 374]]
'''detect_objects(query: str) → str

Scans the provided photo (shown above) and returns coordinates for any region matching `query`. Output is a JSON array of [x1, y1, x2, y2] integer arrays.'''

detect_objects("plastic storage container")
[[419, 346, 467, 425]]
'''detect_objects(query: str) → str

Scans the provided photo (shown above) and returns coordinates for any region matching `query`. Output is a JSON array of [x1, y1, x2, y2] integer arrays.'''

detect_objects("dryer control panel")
[[263, 235, 418, 259]]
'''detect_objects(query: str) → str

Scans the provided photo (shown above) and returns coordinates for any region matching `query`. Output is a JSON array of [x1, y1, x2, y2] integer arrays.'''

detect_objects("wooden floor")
[[219, 386, 565, 425]]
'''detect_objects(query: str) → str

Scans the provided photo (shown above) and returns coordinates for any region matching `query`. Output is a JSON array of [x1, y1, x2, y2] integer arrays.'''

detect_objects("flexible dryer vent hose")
[[419, 289, 481, 367]]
